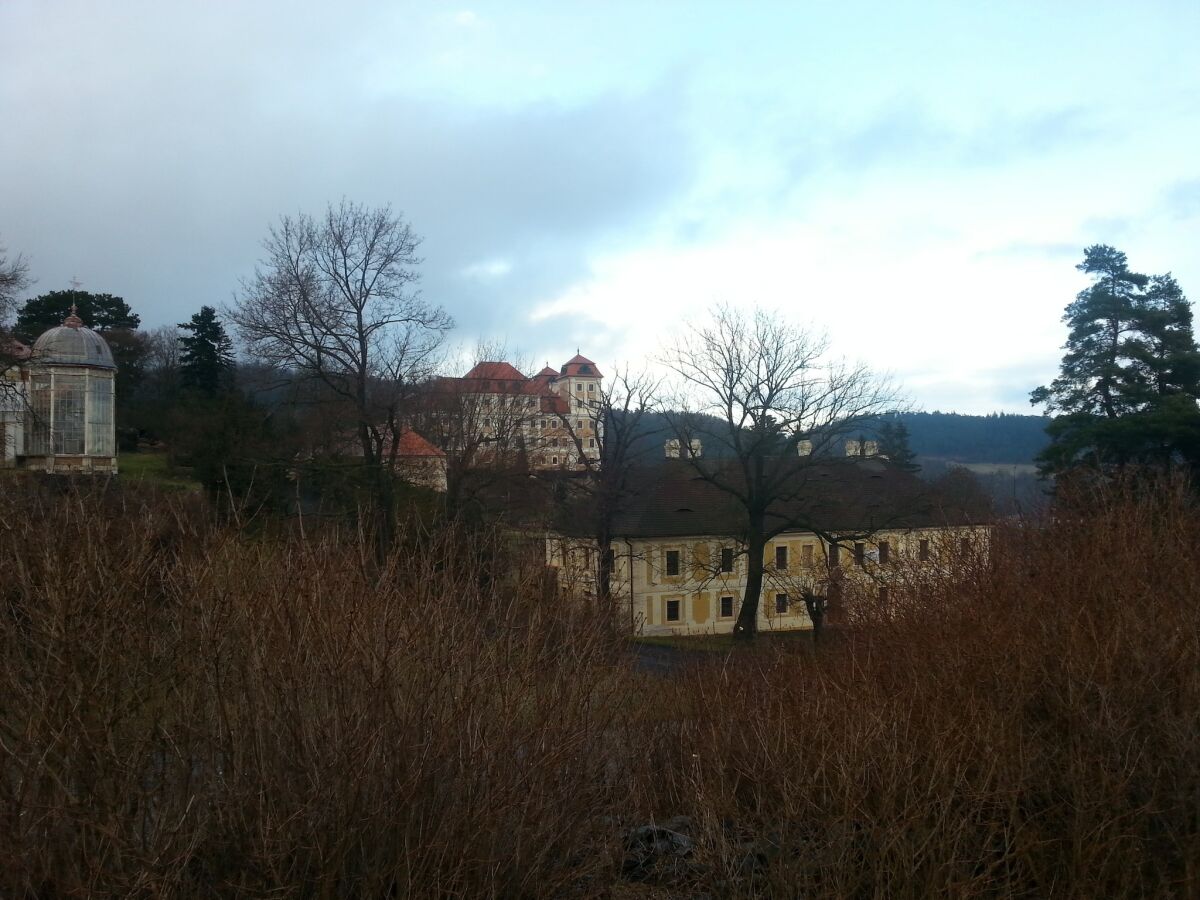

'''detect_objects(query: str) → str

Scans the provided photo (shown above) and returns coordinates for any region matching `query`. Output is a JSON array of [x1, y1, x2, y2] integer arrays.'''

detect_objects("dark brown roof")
[[590, 458, 990, 540]]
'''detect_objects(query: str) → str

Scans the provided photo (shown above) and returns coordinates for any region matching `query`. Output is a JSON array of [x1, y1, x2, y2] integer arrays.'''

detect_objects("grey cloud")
[[977, 241, 1080, 260], [1162, 178, 1200, 220], [799, 102, 1104, 176], [1, 8, 695, 351]]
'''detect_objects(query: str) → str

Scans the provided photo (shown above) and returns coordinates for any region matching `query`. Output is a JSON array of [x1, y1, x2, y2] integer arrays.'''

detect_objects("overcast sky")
[[3, 1, 1198, 414]]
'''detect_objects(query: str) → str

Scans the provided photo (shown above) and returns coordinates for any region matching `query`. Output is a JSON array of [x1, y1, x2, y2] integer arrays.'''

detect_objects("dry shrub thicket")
[[1, 475, 1198, 897]]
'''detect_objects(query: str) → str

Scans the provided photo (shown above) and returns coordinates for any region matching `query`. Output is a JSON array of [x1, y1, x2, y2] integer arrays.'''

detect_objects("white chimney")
[[666, 438, 702, 459], [797, 439, 813, 457]]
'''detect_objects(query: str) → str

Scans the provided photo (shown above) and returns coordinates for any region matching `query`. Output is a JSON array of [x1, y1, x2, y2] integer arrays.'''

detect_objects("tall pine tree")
[[178, 305, 234, 396], [1031, 245, 1200, 473], [876, 418, 919, 472]]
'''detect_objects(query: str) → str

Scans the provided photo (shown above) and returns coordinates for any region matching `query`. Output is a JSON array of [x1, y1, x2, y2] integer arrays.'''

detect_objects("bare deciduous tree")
[[0, 238, 31, 327], [557, 367, 660, 615], [230, 200, 451, 552], [1, 239, 32, 425], [662, 305, 903, 639]]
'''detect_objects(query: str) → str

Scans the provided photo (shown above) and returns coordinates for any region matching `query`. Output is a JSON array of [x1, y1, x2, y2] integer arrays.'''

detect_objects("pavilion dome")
[[31, 313, 116, 369]]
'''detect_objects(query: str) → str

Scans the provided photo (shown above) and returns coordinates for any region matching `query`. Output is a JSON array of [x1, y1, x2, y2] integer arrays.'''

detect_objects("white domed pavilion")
[[18, 308, 118, 473]]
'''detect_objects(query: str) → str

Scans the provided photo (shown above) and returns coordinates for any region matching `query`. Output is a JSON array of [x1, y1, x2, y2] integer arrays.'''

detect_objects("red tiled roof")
[[394, 428, 445, 458], [560, 354, 601, 378], [535, 366, 558, 378], [464, 361, 526, 380]]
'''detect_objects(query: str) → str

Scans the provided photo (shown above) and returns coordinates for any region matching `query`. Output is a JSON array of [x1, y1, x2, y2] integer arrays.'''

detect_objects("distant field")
[[923, 458, 1040, 477]]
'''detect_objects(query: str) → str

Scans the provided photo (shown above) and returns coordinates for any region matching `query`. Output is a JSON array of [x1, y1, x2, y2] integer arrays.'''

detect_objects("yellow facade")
[[549, 525, 987, 636]]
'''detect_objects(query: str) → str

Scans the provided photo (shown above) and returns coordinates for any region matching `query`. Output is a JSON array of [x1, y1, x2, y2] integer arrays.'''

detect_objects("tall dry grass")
[[640, 475, 1200, 896], [0, 482, 637, 897], [1, 475, 1198, 897]]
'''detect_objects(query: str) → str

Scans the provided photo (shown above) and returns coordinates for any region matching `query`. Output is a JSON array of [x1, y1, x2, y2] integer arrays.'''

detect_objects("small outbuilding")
[[2, 308, 118, 474]]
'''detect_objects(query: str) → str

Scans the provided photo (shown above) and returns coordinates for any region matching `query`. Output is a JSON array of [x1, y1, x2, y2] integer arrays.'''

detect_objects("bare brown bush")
[[1, 474, 1198, 897], [0, 482, 636, 897], [636, 474, 1200, 896]]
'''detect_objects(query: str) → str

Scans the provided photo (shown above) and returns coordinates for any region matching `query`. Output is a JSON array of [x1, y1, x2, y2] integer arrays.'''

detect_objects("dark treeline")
[[615, 410, 1051, 467], [895, 411, 1050, 465]]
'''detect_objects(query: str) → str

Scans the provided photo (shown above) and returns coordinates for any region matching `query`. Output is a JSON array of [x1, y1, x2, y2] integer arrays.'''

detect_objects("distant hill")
[[896, 412, 1050, 466], [620, 410, 1051, 467]]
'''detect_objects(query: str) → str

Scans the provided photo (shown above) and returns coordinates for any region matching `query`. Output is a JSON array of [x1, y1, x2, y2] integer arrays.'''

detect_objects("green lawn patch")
[[119, 452, 199, 491]]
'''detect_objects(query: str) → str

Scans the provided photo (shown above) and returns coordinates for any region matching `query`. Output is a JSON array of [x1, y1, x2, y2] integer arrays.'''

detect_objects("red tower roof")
[[559, 354, 602, 378]]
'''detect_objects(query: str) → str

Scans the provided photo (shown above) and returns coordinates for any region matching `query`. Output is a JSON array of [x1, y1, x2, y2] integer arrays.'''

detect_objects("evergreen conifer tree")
[[1031, 245, 1200, 473], [178, 305, 234, 396], [876, 418, 919, 472], [15, 289, 140, 340]]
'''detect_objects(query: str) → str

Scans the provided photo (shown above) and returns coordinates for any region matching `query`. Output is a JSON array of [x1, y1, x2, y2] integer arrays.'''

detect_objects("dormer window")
[[579, 364, 591, 373]]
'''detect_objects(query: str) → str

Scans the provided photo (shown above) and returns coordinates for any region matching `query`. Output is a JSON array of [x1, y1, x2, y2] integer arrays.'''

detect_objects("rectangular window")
[[919, 538, 930, 562], [960, 537, 972, 555], [666, 599, 681, 621], [86, 374, 114, 456], [878, 540, 889, 564], [775, 593, 789, 614], [775, 545, 788, 570], [854, 542, 865, 566], [802, 543, 814, 565], [720, 595, 734, 617], [879, 585, 890, 605], [605, 547, 615, 569], [588, 438, 596, 448], [588, 383, 595, 392], [829, 543, 840, 567], [720, 547, 734, 573], [54, 374, 86, 455], [665, 550, 680, 577]]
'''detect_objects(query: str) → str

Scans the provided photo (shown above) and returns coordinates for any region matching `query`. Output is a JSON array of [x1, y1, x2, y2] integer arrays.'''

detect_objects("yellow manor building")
[[547, 454, 989, 636]]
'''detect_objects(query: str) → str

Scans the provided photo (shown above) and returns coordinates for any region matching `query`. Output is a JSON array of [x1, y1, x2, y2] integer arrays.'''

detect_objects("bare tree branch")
[[660, 303, 907, 639], [228, 200, 452, 556]]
